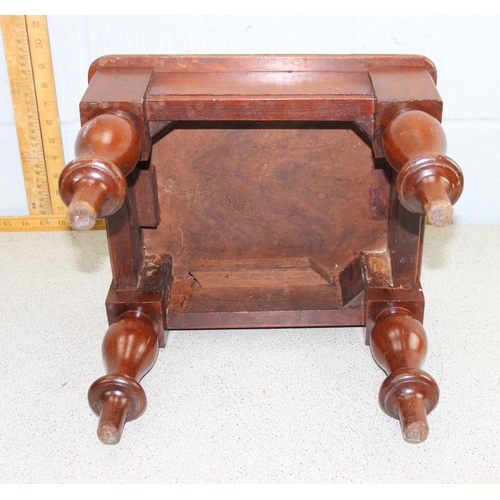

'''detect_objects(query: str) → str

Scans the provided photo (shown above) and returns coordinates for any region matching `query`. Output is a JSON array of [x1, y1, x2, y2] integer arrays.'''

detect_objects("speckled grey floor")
[[0, 225, 499, 483]]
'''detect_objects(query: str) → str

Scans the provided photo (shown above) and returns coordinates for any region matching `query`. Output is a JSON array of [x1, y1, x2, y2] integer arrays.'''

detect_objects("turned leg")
[[370, 307, 439, 443], [88, 310, 159, 444], [383, 109, 464, 227], [59, 113, 141, 230]]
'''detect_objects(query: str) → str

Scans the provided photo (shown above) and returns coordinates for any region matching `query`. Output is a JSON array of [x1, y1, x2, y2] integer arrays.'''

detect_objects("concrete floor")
[[0, 225, 499, 483]]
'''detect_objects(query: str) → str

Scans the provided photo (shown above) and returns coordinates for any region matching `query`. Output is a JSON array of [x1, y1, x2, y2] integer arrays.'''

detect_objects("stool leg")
[[382, 109, 463, 227], [88, 310, 159, 444], [59, 113, 141, 230], [370, 308, 439, 443]]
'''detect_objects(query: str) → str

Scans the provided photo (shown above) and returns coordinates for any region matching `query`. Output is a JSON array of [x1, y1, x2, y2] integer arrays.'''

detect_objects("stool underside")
[[140, 124, 391, 329]]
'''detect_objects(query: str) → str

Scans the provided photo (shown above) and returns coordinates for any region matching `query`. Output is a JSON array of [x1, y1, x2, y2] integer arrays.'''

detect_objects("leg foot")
[[96, 393, 131, 445]]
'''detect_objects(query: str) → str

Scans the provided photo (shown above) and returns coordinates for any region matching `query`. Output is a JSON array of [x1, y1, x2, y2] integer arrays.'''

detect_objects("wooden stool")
[[60, 55, 463, 444]]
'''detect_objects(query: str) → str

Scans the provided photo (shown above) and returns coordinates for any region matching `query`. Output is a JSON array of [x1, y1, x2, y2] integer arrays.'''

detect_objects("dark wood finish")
[[59, 114, 141, 230], [383, 110, 464, 227], [80, 66, 154, 160], [60, 55, 463, 443], [370, 308, 439, 443], [88, 310, 159, 444]]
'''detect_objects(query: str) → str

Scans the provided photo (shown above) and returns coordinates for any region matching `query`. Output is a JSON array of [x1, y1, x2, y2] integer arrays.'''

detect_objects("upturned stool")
[[59, 55, 463, 444]]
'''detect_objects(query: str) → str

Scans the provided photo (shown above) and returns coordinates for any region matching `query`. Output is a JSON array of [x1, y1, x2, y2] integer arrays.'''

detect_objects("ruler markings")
[[0, 215, 106, 232], [26, 15, 66, 214], [1, 15, 105, 232], [1, 15, 51, 215]]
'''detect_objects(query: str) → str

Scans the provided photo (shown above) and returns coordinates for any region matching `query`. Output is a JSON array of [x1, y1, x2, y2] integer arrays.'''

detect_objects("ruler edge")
[[0, 215, 106, 232], [1, 14, 52, 215], [1, 14, 69, 224], [25, 14, 66, 215]]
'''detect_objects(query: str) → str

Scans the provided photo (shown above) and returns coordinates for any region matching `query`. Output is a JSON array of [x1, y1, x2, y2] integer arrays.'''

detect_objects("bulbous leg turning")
[[370, 308, 439, 443], [88, 310, 159, 444]]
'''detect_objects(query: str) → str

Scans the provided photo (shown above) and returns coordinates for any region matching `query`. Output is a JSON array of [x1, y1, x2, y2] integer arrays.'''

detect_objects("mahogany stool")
[[59, 55, 463, 444]]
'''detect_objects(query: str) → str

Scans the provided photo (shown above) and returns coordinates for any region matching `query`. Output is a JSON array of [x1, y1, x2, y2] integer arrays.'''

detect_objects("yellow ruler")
[[0, 15, 104, 232], [0, 215, 106, 232]]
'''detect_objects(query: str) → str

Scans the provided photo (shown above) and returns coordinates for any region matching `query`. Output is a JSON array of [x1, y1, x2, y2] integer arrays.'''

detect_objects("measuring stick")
[[0, 215, 106, 232], [25, 15, 66, 214], [1, 15, 51, 214], [1, 16, 105, 232]]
